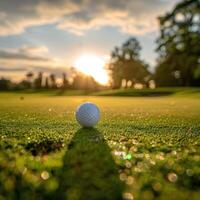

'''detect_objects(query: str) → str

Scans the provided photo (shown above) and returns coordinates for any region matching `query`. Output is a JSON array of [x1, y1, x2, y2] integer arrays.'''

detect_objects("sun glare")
[[74, 54, 109, 85]]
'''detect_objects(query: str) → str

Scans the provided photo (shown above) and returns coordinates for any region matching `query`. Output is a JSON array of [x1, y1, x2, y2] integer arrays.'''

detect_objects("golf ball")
[[75, 102, 100, 127]]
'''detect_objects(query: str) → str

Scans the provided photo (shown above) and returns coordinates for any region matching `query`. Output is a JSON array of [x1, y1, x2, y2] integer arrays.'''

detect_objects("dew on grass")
[[1, 92, 200, 199], [171, 150, 177, 155], [41, 171, 50, 180], [123, 192, 134, 200], [167, 172, 178, 182]]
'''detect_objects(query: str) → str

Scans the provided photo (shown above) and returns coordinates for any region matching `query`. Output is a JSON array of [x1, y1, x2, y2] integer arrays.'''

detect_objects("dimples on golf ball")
[[75, 102, 100, 127]]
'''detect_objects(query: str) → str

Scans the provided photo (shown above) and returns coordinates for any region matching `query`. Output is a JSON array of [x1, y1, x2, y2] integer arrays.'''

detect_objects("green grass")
[[4, 87, 200, 97], [93, 87, 200, 97], [0, 91, 200, 200]]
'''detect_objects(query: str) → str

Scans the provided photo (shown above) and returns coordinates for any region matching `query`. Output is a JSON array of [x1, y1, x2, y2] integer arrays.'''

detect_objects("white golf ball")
[[75, 102, 100, 127]]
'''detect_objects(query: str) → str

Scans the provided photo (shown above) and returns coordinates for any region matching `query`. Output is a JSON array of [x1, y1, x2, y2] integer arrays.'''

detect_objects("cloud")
[[18, 45, 49, 56], [0, 45, 70, 81], [0, 46, 66, 75], [0, 65, 70, 82], [0, 48, 50, 61], [0, 0, 181, 36], [0, 66, 25, 72]]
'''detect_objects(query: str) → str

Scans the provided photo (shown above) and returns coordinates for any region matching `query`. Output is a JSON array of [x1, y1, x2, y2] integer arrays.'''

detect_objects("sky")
[[0, 0, 181, 84]]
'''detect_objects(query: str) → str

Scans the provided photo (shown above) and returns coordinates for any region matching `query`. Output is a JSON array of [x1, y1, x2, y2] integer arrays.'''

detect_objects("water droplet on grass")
[[123, 192, 134, 200], [167, 172, 178, 182], [41, 171, 50, 180]]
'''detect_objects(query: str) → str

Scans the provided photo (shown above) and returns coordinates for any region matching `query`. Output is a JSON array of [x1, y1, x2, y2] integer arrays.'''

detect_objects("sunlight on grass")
[[0, 92, 199, 199]]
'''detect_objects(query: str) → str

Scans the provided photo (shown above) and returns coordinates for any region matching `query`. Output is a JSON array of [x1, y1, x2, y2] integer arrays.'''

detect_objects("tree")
[[25, 72, 34, 88], [26, 72, 34, 81], [62, 73, 70, 89], [49, 73, 57, 89], [34, 72, 43, 89], [44, 77, 49, 89], [108, 37, 150, 88], [72, 72, 99, 91], [0, 78, 11, 90], [155, 0, 200, 86], [18, 80, 31, 89]]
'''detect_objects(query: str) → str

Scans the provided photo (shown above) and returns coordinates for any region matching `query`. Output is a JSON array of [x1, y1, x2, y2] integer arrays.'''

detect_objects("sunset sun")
[[74, 54, 109, 85]]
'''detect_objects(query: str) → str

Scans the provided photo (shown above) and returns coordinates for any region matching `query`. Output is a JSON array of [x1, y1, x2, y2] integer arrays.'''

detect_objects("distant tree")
[[155, 0, 200, 86], [34, 72, 43, 89], [108, 37, 150, 88], [0, 78, 11, 90], [25, 72, 34, 88], [84, 76, 99, 91], [18, 80, 31, 89], [44, 77, 49, 89], [62, 73, 70, 89], [72, 72, 99, 91], [26, 72, 34, 81], [49, 73, 57, 89]]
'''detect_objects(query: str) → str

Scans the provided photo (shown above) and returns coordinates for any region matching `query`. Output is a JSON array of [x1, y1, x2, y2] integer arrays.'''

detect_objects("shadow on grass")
[[54, 128, 124, 200]]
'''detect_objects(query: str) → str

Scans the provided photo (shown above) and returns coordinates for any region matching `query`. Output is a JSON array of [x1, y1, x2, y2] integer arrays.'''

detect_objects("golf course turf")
[[0, 90, 200, 200]]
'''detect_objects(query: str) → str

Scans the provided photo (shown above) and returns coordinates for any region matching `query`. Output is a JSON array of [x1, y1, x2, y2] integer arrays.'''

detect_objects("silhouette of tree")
[[108, 37, 150, 89], [34, 72, 43, 89], [44, 77, 49, 89], [18, 80, 31, 89], [155, 0, 200, 86], [25, 72, 34, 88], [26, 72, 34, 81], [49, 73, 57, 89], [62, 73, 70, 89], [72, 72, 99, 91], [0, 78, 11, 90]]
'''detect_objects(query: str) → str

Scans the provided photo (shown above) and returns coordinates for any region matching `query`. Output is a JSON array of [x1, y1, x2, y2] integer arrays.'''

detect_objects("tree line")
[[0, 69, 101, 91], [0, 0, 199, 90], [109, 0, 200, 88]]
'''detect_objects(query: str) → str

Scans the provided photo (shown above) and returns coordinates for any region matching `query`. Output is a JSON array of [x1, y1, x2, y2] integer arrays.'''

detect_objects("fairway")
[[0, 92, 200, 200]]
